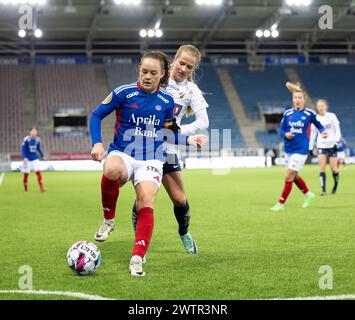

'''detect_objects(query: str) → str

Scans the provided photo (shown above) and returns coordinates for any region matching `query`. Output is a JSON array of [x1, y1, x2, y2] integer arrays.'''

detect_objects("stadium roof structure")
[[0, 0, 355, 56]]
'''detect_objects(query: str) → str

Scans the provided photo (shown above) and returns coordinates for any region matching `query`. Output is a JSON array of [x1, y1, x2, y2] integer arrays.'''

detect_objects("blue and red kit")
[[22, 136, 44, 161], [280, 108, 325, 155], [90, 82, 188, 161]]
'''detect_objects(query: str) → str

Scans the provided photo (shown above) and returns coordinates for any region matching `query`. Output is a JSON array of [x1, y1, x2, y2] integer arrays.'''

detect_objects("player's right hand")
[[91, 143, 106, 162], [285, 132, 294, 140], [187, 135, 209, 148]]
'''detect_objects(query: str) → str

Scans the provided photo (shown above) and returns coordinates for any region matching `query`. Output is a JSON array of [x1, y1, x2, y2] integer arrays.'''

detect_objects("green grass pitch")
[[0, 165, 354, 300]]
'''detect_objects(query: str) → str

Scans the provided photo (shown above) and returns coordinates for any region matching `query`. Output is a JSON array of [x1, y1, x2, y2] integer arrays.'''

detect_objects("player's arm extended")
[[37, 141, 44, 159], [180, 108, 209, 135], [279, 115, 288, 138], [309, 124, 318, 150], [333, 115, 342, 144], [21, 141, 28, 159], [162, 118, 208, 147], [311, 114, 327, 138], [90, 92, 119, 145]]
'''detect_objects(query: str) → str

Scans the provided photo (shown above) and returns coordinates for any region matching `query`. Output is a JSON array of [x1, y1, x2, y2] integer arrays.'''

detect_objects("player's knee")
[[286, 172, 296, 182], [103, 163, 120, 180], [136, 194, 154, 210], [172, 194, 187, 207]]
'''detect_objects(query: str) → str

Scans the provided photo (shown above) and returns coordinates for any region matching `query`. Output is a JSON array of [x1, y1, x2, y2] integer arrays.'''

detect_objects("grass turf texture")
[[0, 166, 354, 300]]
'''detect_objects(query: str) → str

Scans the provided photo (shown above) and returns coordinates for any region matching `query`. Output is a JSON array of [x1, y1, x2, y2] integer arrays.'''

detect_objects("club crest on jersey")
[[155, 105, 162, 111], [179, 92, 185, 99], [102, 92, 113, 104]]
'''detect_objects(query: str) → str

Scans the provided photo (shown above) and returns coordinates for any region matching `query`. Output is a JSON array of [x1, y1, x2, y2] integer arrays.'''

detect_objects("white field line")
[[269, 294, 355, 300], [1, 290, 354, 300], [0, 172, 4, 186], [0, 290, 116, 300]]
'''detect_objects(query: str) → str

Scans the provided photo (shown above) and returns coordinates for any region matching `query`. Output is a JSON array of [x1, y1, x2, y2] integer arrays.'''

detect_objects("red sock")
[[132, 207, 154, 258], [279, 181, 293, 204], [36, 171, 44, 192], [101, 175, 120, 220], [23, 173, 29, 191], [294, 176, 309, 194]]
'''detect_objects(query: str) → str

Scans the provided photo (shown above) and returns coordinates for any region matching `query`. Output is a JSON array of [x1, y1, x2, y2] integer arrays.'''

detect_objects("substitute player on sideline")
[[271, 83, 327, 212], [130, 45, 209, 255], [90, 51, 208, 276], [309, 99, 342, 195], [21, 127, 46, 193]]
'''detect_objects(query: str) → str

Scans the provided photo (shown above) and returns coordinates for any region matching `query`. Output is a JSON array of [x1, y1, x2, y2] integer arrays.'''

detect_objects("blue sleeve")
[[311, 113, 325, 133], [90, 91, 122, 145], [37, 142, 44, 158], [21, 140, 28, 159], [279, 114, 287, 138]]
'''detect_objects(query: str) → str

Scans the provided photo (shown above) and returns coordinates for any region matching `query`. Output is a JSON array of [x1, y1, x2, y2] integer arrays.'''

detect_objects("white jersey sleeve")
[[309, 124, 318, 150], [180, 108, 209, 135], [189, 83, 209, 114], [316, 112, 342, 149], [332, 113, 341, 144]]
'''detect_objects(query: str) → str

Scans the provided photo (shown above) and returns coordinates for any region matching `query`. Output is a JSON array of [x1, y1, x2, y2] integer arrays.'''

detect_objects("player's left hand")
[[42, 156, 47, 161], [321, 131, 328, 139], [187, 135, 209, 148]]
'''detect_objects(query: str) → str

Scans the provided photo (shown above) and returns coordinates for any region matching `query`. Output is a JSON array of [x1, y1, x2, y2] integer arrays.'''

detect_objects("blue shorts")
[[163, 154, 181, 175], [318, 148, 337, 158]]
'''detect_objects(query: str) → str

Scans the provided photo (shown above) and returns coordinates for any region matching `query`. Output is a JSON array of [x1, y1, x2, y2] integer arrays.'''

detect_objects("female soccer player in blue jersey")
[[89, 51, 208, 276], [271, 82, 327, 212], [131, 45, 209, 255], [21, 127, 46, 193]]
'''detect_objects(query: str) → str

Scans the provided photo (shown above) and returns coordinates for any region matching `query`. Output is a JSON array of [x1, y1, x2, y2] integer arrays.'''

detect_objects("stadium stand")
[[255, 131, 281, 149], [105, 63, 138, 90], [35, 64, 100, 122], [0, 65, 25, 153], [1, 62, 354, 154], [228, 65, 290, 120], [195, 65, 246, 148], [296, 65, 355, 148]]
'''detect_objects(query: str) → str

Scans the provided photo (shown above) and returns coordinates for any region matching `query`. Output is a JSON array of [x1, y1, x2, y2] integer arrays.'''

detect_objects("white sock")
[[105, 218, 115, 225]]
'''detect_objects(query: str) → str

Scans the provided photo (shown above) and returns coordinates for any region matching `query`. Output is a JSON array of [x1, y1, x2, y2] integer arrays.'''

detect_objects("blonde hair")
[[286, 81, 307, 100], [174, 45, 202, 116]]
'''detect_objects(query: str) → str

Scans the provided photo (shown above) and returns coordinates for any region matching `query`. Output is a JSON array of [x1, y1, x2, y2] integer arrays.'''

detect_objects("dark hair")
[[139, 51, 171, 88]]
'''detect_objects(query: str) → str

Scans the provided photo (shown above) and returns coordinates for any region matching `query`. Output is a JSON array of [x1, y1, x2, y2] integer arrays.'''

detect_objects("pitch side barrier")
[[8, 148, 273, 171], [2, 55, 355, 66]]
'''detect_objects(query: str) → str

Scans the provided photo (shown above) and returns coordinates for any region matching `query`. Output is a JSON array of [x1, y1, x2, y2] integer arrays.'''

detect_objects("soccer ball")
[[67, 240, 102, 276]]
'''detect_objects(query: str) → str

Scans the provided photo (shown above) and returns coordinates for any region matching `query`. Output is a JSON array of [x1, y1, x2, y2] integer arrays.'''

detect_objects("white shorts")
[[285, 153, 308, 172], [106, 150, 163, 188], [22, 159, 40, 173], [337, 151, 346, 160]]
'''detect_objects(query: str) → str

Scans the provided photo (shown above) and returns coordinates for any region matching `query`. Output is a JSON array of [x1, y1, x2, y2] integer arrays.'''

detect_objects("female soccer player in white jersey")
[[90, 51, 208, 276], [271, 83, 327, 212], [309, 99, 341, 195], [131, 45, 209, 255]]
